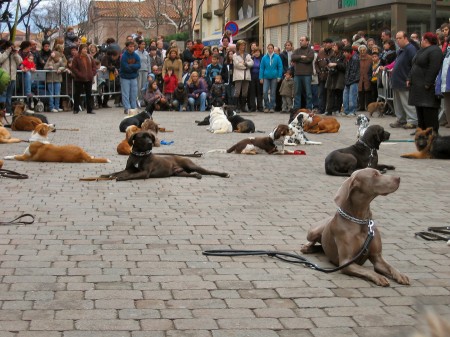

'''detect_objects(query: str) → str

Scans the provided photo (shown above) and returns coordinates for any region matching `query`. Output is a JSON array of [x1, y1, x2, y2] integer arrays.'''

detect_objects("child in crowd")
[[150, 65, 164, 91], [172, 82, 188, 111], [279, 70, 294, 114], [144, 80, 169, 111], [21, 53, 37, 98], [163, 67, 178, 109], [220, 30, 234, 47], [182, 61, 191, 84], [192, 39, 204, 61], [370, 52, 381, 103], [205, 55, 222, 89], [209, 74, 225, 107], [44, 51, 67, 112], [191, 60, 201, 74], [200, 68, 207, 81]]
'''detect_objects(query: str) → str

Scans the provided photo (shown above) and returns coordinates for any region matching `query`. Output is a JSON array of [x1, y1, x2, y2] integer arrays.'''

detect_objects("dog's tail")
[[207, 149, 227, 154], [86, 157, 111, 163], [0, 138, 22, 144]]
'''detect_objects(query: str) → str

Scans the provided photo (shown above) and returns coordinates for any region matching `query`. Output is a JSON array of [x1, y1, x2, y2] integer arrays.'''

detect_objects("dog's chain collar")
[[358, 139, 375, 167], [131, 149, 152, 157], [337, 207, 375, 235]]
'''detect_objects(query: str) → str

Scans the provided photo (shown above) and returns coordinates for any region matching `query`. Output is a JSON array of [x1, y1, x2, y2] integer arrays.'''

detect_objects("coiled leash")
[[0, 168, 29, 179], [0, 214, 35, 226], [203, 218, 375, 273], [415, 226, 450, 242]]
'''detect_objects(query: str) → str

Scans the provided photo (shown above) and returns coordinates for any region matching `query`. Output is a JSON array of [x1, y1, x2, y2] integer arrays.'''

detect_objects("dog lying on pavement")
[[0, 121, 22, 143], [356, 114, 370, 140], [325, 125, 394, 176], [285, 110, 322, 146], [227, 124, 292, 154], [119, 107, 154, 132], [207, 106, 233, 134], [401, 127, 450, 159], [303, 114, 340, 134], [102, 131, 229, 180], [225, 108, 255, 133], [301, 168, 410, 286], [4, 123, 110, 163], [11, 102, 48, 131]]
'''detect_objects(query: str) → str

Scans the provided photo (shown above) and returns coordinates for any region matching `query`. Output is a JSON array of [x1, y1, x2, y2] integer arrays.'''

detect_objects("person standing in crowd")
[[233, 40, 254, 113], [136, 40, 151, 105], [358, 44, 372, 111], [436, 41, 450, 128], [149, 46, 163, 71], [71, 44, 97, 114], [247, 47, 263, 112], [342, 44, 360, 117], [156, 40, 166, 60], [291, 36, 314, 110], [45, 51, 66, 112], [201, 47, 212, 69], [221, 50, 236, 106], [325, 41, 346, 116], [279, 69, 294, 113], [408, 32, 443, 133], [205, 55, 222, 89], [120, 41, 141, 114], [370, 52, 381, 104], [440, 23, 449, 53], [280, 41, 294, 73], [380, 39, 396, 66], [388, 31, 418, 129], [315, 38, 334, 115], [0, 40, 22, 116], [182, 40, 195, 64], [259, 43, 283, 113], [162, 47, 183, 84]]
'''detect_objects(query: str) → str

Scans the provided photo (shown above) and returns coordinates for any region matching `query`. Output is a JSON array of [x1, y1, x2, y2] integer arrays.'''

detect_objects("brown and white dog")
[[0, 121, 22, 143], [117, 125, 141, 155], [140, 118, 160, 147], [227, 124, 293, 154], [11, 102, 48, 131], [4, 123, 110, 163], [303, 114, 340, 134]]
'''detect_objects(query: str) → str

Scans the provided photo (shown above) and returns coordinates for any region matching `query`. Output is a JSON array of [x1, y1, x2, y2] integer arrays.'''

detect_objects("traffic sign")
[[224, 21, 239, 36]]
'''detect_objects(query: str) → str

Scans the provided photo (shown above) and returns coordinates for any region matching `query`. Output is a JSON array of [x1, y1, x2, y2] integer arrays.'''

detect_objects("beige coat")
[[44, 52, 67, 83], [0, 48, 23, 81], [232, 52, 253, 82]]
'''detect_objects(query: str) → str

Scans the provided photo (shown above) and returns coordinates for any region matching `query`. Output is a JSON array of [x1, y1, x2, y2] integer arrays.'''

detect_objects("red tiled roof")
[[92, 0, 180, 19]]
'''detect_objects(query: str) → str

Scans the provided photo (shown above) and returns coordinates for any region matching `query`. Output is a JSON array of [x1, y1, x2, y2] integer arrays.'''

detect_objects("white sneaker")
[[57, 108, 63, 112], [51, 109, 58, 113]]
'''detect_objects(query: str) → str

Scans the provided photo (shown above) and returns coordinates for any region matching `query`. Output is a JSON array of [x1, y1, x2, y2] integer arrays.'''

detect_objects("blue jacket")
[[259, 53, 283, 80], [391, 43, 416, 90], [119, 51, 141, 79], [436, 48, 450, 95]]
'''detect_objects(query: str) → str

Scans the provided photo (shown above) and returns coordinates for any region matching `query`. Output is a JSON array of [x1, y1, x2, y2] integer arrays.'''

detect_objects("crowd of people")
[[1, 23, 450, 134]]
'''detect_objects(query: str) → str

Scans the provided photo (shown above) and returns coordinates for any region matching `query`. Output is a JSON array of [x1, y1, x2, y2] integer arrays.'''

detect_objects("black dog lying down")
[[101, 131, 230, 181], [325, 125, 395, 176], [119, 105, 154, 132], [226, 109, 255, 133]]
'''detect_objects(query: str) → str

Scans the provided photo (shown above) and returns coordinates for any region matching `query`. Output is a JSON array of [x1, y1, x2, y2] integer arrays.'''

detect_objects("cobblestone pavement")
[[1, 107, 449, 337]]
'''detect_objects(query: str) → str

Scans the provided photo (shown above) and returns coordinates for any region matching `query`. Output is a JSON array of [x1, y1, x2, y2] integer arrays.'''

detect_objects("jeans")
[[188, 92, 207, 111], [121, 77, 138, 110], [24, 71, 32, 96], [293, 75, 312, 110], [0, 80, 16, 115], [311, 84, 319, 109], [47, 82, 61, 110], [263, 78, 278, 110], [343, 83, 358, 115]]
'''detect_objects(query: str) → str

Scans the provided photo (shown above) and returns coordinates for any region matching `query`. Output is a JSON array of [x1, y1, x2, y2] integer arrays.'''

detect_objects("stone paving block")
[[173, 318, 218, 330], [213, 331, 279, 337], [74, 319, 140, 331], [29, 320, 74, 330]]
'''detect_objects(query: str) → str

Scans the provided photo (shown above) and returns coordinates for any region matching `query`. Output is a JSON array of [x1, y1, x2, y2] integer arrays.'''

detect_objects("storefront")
[[309, 0, 450, 44]]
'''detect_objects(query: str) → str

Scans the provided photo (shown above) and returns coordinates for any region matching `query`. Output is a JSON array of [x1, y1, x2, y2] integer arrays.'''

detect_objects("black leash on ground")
[[0, 168, 29, 179], [203, 230, 374, 273], [156, 151, 203, 158], [0, 214, 35, 226], [415, 226, 450, 242]]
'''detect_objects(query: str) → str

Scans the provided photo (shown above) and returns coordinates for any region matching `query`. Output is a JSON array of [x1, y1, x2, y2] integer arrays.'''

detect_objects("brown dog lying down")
[[401, 127, 450, 159], [304, 114, 340, 134], [102, 131, 229, 181], [0, 159, 3, 168], [0, 122, 21, 143], [11, 102, 49, 131], [227, 124, 293, 154], [4, 123, 110, 163], [117, 119, 161, 156], [301, 168, 410, 286]]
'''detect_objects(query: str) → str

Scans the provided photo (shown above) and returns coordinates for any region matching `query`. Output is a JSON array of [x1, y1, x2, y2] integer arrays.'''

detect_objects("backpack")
[[0, 67, 11, 93]]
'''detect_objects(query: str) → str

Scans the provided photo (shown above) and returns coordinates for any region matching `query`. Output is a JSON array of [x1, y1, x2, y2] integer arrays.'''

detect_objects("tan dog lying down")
[[301, 168, 410, 286], [0, 122, 21, 143], [4, 123, 110, 163]]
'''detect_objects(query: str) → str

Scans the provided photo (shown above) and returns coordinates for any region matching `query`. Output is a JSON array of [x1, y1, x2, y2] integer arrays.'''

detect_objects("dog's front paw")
[[393, 272, 410, 285], [4, 156, 15, 160], [373, 274, 390, 287]]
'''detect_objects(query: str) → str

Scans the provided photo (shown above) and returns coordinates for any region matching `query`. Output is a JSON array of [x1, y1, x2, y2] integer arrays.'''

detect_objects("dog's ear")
[[334, 174, 358, 207], [128, 132, 138, 146]]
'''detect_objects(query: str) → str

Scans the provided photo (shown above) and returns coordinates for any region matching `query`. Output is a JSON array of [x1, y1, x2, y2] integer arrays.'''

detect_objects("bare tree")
[[160, 0, 193, 33], [31, 2, 60, 41], [2, 0, 43, 41]]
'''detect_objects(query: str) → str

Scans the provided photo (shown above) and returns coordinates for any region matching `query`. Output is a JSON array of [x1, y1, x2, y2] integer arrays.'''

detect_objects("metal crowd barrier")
[[12, 69, 122, 109], [377, 69, 394, 114]]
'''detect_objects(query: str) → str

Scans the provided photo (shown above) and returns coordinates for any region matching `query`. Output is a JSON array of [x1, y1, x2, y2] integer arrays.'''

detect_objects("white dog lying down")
[[207, 106, 233, 134]]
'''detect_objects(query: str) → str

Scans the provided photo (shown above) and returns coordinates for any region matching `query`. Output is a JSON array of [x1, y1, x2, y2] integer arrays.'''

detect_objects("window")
[[236, 0, 256, 19]]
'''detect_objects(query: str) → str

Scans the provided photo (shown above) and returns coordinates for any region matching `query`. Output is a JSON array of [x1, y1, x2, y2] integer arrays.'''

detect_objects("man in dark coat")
[[408, 32, 443, 133], [389, 31, 418, 129], [291, 36, 314, 110], [315, 38, 334, 115]]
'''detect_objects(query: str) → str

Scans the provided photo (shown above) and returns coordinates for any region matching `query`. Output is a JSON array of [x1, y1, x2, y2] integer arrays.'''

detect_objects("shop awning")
[[234, 16, 259, 40]]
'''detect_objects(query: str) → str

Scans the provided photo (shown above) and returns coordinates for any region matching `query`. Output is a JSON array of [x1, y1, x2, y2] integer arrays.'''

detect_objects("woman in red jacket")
[[70, 44, 97, 114]]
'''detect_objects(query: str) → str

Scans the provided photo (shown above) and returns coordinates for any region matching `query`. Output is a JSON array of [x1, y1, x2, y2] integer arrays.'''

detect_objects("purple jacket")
[[187, 78, 208, 98]]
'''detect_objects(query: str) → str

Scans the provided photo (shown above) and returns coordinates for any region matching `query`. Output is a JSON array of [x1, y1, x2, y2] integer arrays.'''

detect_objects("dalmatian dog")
[[356, 114, 370, 140], [284, 111, 322, 146]]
